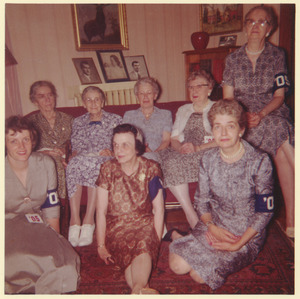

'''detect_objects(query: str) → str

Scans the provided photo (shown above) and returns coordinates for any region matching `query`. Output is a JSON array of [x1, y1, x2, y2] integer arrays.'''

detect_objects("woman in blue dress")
[[169, 99, 274, 290], [66, 86, 122, 247], [222, 5, 294, 237]]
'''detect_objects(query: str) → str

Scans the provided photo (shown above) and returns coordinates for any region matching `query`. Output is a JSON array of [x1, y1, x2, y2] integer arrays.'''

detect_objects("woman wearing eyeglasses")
[[160, 70, 217, 236], [222, 5, 294, 238], [66, 86, 122, 247]]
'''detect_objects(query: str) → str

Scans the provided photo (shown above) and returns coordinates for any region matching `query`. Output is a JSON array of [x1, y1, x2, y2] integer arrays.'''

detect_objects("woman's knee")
[[169, 253, 191, 274]]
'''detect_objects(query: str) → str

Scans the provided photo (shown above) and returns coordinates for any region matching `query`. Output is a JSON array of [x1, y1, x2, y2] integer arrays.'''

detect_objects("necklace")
[[220, 142, 244, 160], [245, 45, 265, 55], [142, 109, 153, 119]]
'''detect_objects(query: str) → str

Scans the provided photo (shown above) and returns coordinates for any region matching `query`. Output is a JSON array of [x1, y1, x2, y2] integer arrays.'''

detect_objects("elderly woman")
[[66, 86, 122, 247], [123, 77, 173, 163], [160, 70, 217, 233], [5, 116, 80, 294], [27, 80, 73, 199], [222, 5, 294, 237], [169, 99, 274, 290], [96, 124, 164, 294]]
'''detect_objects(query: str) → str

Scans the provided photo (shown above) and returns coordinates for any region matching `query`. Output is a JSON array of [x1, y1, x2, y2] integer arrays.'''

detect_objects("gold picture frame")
[[72, 4, 129, 51], [200, 4, 243, 36]]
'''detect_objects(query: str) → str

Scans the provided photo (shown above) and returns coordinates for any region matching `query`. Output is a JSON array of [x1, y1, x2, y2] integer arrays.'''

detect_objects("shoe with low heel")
[[78, 224, 95, 247], [68, 225, 81, 247]]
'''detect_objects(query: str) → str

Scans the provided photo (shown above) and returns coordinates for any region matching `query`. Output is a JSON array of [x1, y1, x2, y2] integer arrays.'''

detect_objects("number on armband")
[[255, 194, 274, 212]]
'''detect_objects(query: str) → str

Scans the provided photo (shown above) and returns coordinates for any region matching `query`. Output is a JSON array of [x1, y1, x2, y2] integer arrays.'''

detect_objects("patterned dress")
[[96, 157, 163, 272], [5, 153, 80, 294], [170, 141, 274, 290], [66, 111, 122, 198], [27, 111, 73, 199], [160, 103, 214, 188], [123, 107, 173, 163], [223, 42, 294, 157]]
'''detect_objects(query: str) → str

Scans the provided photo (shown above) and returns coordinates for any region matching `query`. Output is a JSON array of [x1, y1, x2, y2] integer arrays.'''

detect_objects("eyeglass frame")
[[245, 19, 270, 28], [187, 84, 209, 91]]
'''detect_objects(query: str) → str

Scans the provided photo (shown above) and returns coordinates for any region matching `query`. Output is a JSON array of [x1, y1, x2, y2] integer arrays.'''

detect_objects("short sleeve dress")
[[159, 102, 214, 188], [5, 153, 80, 294], [27, 110, 74, 199], [96, 157, 163, 272], [170, 141, 274, 290], [222, 42, 294, 157], [123, 107, 173, 163], [66, 111, 122, 198]]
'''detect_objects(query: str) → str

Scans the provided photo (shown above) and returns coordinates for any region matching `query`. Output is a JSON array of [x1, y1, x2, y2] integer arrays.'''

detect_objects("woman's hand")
[[211, 240, 243, 252], [208, 224, 240, 244], [145, 143, 152, 152], [180, 142, 196, 154], [247, 112, 262, 128], [97, 246, 114, 265], [99, 149, 113, 156]]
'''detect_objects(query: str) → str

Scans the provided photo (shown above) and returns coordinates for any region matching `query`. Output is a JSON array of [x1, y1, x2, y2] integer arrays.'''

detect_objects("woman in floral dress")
[[66, 86, 122, 247], [222, 5, 294, 237], [96, 124, 164, 294]]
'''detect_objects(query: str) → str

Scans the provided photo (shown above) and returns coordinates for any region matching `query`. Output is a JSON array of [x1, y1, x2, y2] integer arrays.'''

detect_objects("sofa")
[[27, 101, 198, 209]]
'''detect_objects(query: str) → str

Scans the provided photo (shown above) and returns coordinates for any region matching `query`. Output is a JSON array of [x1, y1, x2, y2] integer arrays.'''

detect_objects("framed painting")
[[72, 4, 129, 51], [96, 50, 130, 83], [124, 55, 149, 81], [72, 57, 102, 85], [200, 4, 243, 35], [219, 35, 237, 47]]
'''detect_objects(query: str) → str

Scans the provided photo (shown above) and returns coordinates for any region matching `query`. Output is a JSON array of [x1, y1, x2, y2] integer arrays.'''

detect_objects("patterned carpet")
[[70, 218, 294, 294]]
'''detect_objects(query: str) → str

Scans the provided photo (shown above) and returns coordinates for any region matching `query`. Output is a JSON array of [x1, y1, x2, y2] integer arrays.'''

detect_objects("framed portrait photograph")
[[72, 58, 102, 85], [96, 50, 130, 83], [200, 4, 243, 35], [219, 35, 237, 47], [72, 4, 129, 51], [124, 55, 149, 81]]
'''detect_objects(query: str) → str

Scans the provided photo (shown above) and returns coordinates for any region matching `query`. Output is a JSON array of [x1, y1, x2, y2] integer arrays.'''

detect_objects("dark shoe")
[[162, 228, 188, 242]]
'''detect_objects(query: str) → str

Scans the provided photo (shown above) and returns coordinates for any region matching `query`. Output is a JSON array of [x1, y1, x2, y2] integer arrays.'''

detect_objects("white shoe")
[[68, 225, 81, 247], [78, 224, 95, 247]]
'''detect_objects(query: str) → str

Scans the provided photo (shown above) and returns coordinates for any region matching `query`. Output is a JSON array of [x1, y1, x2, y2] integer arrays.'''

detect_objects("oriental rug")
[[71, 219, 294, 294]]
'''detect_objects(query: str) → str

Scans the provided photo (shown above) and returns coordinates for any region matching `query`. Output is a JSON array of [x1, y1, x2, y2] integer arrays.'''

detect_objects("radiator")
[[72, 81, 137, 106]]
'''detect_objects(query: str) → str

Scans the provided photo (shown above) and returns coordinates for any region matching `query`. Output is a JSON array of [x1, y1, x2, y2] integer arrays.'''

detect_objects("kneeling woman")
[[96, 124, 165, 294], [5, 116, 80, 294], [169, 99, 274, 290]]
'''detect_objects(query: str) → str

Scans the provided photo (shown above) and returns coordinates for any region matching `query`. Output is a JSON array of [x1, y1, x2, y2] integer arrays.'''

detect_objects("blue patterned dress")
[[170, 141, 274, 290], [223, 42, 294, 157], [66, 111, 122, 198]]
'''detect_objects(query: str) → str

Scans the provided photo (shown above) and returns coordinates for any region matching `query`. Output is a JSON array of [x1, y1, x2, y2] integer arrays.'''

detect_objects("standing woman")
[[222, 5, 294, 237], [169, 99, 274, 290], [5, 116, 80, 294], [27, 80, 73, 200], [123, 77, 173, 163], [96, 124, 164, 294], [66, 86, 122, 247]]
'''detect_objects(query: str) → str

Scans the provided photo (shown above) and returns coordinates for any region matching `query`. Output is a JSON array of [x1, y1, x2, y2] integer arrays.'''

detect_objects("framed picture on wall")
[[72, 58, 102, 85], [124, 55, 149, 81], [200, 4, 243, 35], [219, 35, 237, 47], [72, 4, 129, 51], [96, 50, 130, 83]]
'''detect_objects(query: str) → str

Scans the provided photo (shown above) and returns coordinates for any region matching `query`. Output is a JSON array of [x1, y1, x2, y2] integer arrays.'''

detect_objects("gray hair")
[[29, 80, 57, 103], [134, 77, 160, 98], [187, 70, 215, 90], [81, 86, 106, 103]]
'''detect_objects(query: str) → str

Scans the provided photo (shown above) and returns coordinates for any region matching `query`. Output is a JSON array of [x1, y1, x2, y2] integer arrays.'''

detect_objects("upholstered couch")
[[27, 101, 198, 208]]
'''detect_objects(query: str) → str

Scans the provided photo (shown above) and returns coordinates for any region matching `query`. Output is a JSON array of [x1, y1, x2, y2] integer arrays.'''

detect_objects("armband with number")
[[255, 193, 274, 212], [41, 188, 60, 209], [273, 72, 290, 93]]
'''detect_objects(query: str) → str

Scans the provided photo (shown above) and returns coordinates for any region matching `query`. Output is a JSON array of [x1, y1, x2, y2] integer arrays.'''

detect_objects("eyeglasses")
[[187, 84, 209, 91], [138, 92, 154, 98], [245, 19, 270, 28], [84, 98, 102, 104]]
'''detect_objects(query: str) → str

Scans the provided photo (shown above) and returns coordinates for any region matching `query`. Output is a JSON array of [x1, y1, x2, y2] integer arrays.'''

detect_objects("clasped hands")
[[206, 225, 242, 252], [180, 142, 197, 154], [247, 112, 264, 128]]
